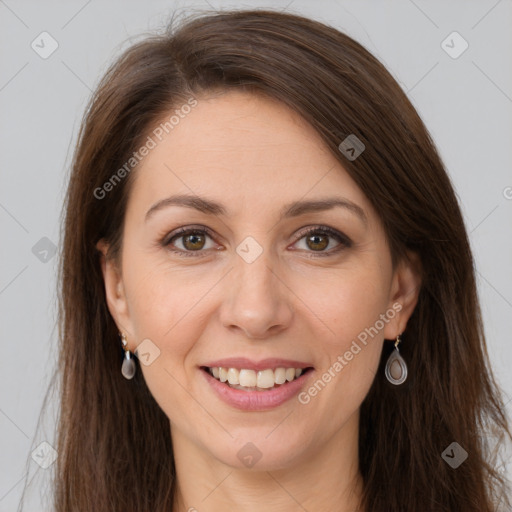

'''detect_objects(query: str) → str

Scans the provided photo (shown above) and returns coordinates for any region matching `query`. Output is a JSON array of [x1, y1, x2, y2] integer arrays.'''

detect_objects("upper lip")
[[201, 358, 314, 371]]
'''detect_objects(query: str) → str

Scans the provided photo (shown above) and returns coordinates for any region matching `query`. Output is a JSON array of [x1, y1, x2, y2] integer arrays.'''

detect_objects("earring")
[[120, 332, 136, 380], [385, 334, 408, 385]]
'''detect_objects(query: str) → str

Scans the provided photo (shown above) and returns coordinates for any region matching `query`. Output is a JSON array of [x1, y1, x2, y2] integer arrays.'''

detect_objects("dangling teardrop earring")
[[385, 334, 408, 385], [120, 332, 136, 380]]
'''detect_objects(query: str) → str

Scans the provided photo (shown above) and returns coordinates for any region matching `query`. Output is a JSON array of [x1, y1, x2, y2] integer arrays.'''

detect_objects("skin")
[[98, 90, 422, 512]]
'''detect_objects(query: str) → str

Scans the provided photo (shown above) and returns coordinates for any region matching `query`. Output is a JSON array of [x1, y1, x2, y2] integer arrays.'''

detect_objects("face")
[[100, 90, 420, 471]]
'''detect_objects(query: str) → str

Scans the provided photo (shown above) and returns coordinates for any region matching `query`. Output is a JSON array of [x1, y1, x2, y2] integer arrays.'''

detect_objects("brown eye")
[[305, 233, 329, 251], [181, 232, 206, 250], [293, 226, 352, 256], [164, 225, 351, 258], [164, 227, 216, 256]]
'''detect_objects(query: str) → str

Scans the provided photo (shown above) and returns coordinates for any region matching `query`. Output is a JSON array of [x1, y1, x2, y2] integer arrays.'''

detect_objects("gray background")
[[1, 0, 511, 510]]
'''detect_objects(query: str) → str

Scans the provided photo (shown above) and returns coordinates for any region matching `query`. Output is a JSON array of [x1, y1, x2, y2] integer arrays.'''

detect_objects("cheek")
[[122, 249, 222, 367], [304, 261, 391, 347], [123, 245, 192, 331], [121, 254, 205, 418], [126, 267, 176, 335], [300, 264, 389, 407]]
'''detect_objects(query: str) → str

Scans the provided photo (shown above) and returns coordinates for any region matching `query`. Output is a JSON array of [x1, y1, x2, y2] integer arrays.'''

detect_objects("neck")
[[170, 411, 365, 512]]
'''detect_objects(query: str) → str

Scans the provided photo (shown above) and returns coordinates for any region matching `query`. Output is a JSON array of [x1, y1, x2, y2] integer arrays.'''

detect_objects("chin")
[[209, 434, 309, 472]]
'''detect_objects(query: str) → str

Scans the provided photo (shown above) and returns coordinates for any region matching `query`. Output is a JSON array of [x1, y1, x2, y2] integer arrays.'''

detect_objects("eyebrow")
[[145, 194, 367, 225]]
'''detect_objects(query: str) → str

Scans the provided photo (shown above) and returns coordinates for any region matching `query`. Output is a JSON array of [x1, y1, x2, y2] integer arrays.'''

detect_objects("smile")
[[200, 364, 315, 411], [202, 366, 314, 391]]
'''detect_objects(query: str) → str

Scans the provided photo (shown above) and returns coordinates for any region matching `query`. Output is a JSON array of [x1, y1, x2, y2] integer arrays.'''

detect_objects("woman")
[[23, 8, 511, 512]]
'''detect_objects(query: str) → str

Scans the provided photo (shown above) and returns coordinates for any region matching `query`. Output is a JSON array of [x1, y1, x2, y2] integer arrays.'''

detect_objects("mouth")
[[200, 365, 315, 392]]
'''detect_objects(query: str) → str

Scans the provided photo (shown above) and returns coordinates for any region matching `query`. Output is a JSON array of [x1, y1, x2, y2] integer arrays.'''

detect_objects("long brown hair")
[[19, 8, 511, 511]]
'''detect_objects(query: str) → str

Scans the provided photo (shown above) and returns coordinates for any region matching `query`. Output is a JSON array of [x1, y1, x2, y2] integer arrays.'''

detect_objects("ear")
[[383, 250, 422, 340], [96, 239, 134, 350]]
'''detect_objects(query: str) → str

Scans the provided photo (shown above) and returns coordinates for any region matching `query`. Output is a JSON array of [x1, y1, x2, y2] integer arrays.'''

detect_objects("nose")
[[219, 249, 294, 340]]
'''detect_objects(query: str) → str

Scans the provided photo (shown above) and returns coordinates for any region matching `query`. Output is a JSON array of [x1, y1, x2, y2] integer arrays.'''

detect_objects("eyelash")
[[162, 225, 352, 258]]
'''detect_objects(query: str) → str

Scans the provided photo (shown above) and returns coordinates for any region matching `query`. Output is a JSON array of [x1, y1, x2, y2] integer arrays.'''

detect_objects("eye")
[[163, 225, 352, 258], [292, 226, 352, 257], [163, 226, 218, 257]]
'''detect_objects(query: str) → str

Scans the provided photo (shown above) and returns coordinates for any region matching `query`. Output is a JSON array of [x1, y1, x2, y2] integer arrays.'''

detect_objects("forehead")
[[126, 90, 374, 223], [152, 90, 333, 169]]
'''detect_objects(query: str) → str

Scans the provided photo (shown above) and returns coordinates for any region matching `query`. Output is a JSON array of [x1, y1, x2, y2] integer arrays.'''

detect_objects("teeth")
[[257, 369, 275, 389], [274, 367, 286, 385], [207, 366, 308, 390], [239, 369, 257, 387], [227, 368, 239, 385]]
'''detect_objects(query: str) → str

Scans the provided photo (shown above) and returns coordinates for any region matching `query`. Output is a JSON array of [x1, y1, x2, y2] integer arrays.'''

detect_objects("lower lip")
[[200, 368, 314, 411]]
